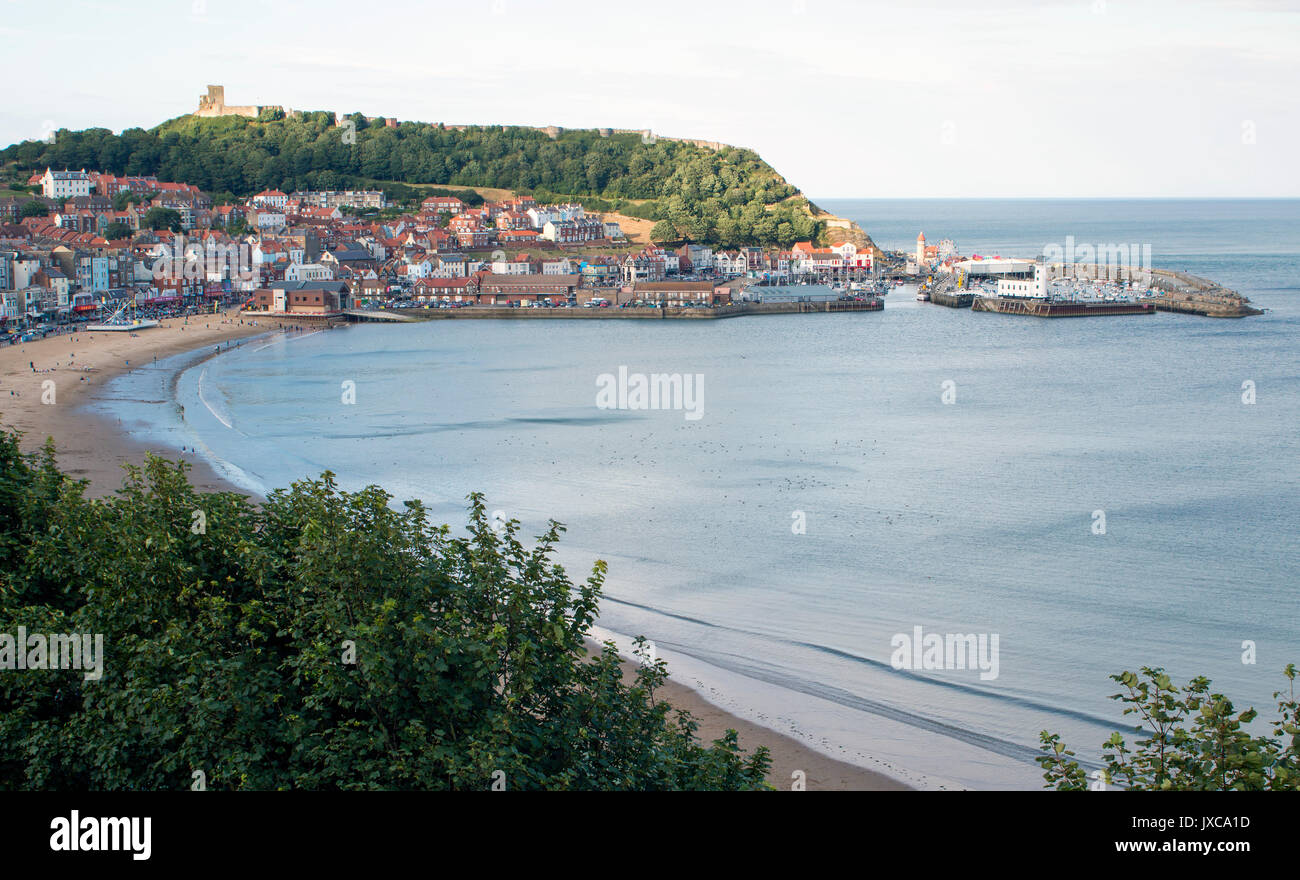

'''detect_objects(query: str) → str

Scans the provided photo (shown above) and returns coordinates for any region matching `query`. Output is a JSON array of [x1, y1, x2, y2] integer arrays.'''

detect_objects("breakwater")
[[971, 297, 1155, 318], [923, 261, 1261, 318], [1044, 262, 1261, 317], [929, 290, 975, 308]]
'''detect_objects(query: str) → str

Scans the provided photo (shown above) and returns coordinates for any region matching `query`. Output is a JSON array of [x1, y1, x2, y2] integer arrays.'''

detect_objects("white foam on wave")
[[196, 367, 235, 430]]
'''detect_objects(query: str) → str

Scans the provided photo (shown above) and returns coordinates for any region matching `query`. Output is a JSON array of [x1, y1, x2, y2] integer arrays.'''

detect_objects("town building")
[[477, 273, 580, 305], [283, 262, 334, 282], [252, 190, 289, 210], [42, 169, 92, 200], [252, 280, 352, 314], [629, 280, 720, 305]]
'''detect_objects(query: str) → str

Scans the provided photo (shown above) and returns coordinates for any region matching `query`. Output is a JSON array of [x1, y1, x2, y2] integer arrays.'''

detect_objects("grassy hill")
[[1, 111, 875, 251]]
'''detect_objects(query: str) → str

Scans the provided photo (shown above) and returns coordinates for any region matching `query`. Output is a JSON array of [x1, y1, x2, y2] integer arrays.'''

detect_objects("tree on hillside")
[[143, 206, 182, 232], [112, 190, 145, 211], [103, 221, 132, 241], [18, 200, 46, 219], [0, 115, 808, 247], [650, 219, 677, 243]]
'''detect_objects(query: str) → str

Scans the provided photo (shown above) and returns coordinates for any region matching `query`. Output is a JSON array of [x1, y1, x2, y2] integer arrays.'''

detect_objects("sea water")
[[93, 199, 1300, 789]]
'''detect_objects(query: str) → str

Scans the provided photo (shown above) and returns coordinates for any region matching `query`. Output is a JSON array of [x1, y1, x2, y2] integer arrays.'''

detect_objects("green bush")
[[1039, 665, 1299, 790], [0, 433, 770, 790]]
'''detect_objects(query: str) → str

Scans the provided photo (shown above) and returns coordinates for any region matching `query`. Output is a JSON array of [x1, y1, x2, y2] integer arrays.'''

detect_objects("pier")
[[1048, 263, 1261, 317], [929, 290, 975, 308], [915, 273, 977, 308], [971, 296, 1155, 317], [926, 276, 975, 308], [916, 260, 1261, 319], [341, 309, 417, 323]]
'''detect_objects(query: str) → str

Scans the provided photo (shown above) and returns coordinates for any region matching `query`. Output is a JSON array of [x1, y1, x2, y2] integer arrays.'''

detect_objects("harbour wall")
[[355, 300, 883, 322]]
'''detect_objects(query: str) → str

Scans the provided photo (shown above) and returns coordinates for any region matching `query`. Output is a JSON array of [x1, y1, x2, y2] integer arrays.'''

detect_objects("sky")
[[2, 0, 1297, 198]]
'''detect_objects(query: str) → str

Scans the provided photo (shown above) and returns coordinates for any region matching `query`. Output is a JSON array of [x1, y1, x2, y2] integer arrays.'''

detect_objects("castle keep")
[[196, 85, 285, 119]]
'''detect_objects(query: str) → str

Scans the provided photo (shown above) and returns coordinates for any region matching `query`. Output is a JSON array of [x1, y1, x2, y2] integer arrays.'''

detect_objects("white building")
[[526, 203, 585, 230], [434, 254, 467, 278], [997, 263, 1049, 298], [526, 207, 556, 229], [284, 262, 334, 282], [253, 210, 286, 230], [491, 256, 532, 275], [540, 257, 571, 275], [252, 189, 289, 210], [12, 256, 41, 290], [832, 242, 872, 269], [42, 169, 91, 199], [713, 251, 745, 275], [682, 244, 713, 272]]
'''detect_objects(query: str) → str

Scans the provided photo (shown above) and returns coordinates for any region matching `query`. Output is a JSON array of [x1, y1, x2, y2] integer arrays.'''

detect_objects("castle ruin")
[[196, 85, 286, 119]]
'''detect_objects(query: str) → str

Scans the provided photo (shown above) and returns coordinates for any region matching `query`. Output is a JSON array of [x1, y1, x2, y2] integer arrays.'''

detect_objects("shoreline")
[[0, 310, 277, 496], [0, 313, 908, 790], [605, 640, 910, 791]]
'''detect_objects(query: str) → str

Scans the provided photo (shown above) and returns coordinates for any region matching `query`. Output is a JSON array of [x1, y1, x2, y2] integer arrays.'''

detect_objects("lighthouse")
[[916, 232, 926, 265]]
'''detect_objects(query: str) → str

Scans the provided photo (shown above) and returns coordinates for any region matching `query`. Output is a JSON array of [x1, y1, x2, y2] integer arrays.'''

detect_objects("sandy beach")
[[651, 671, 908, 790], [0, 310, 281, 495], [0, 313, 906, 790]]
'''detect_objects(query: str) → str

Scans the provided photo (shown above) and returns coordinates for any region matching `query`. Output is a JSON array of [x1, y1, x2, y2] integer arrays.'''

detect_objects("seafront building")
[[996, 263, 1049, 298]]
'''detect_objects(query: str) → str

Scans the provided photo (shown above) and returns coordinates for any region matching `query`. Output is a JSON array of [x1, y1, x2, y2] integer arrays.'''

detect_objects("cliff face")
[[807, 200, 880, 257], [823, 219, 880, 256]]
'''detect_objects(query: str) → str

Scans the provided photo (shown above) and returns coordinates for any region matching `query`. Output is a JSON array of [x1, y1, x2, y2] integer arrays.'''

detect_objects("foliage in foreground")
[[1039, 665, 1299, 790], [0, 432, 770, 790]]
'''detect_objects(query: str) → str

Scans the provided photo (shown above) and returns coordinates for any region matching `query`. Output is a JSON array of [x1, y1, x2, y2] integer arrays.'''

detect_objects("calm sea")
[[94, 199, 1300, 789]]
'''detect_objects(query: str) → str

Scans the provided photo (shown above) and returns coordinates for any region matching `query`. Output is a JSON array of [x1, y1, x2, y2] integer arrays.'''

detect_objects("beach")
[[0, 311, 276, 495], [0, 312, 904, 790]]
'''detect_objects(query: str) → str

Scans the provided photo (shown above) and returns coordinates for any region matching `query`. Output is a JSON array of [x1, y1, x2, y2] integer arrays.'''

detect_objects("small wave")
[[601, 592, 1118, 761], [507, 415, 626, 427], [314, 413, 631, 440], [196, 368, 234, 430]]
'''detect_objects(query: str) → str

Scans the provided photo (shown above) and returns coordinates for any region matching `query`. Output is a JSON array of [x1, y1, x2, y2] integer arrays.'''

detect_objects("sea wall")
[[373, 301, 882, 322], [1042, 262, 1260, 317]]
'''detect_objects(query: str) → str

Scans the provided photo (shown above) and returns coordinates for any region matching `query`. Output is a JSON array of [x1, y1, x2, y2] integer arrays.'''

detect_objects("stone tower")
[[198, 85, 226, 114]]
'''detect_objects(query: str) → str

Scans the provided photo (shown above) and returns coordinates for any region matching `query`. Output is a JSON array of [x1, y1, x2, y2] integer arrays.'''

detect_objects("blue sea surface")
[[94, 199, 1300, 788]]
